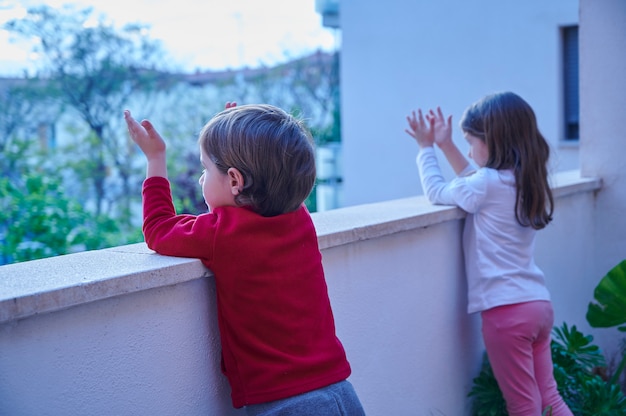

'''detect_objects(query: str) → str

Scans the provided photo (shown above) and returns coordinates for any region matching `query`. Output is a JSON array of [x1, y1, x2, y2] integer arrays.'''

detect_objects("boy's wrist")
[[147, 152, 167, 164], [146, 153, 168, 178]]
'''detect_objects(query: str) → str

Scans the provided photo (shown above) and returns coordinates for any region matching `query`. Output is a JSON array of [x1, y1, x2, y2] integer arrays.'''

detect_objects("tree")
[[0, 77, 61, 179], [287, 50, 341, 145], [238, 51, 341, 145], [4, 4, 173, 217]]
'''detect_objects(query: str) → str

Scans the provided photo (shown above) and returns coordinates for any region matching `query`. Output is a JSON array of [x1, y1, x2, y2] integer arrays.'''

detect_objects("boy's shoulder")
[[207, 205, 317, 249], [210, 204, 313, 228]]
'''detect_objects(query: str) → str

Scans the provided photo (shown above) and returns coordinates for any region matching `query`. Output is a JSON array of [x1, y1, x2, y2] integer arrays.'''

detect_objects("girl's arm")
[[124, 110, 168, 179], [428, 107, 470, 176], [439, 141, 470, 176]]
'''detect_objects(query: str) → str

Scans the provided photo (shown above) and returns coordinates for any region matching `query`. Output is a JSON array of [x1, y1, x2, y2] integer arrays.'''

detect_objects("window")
[[562, 25, 579, 141]]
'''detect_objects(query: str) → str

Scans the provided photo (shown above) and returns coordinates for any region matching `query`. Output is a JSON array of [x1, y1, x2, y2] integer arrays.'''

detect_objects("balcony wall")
[[0, 170, 604, 416]]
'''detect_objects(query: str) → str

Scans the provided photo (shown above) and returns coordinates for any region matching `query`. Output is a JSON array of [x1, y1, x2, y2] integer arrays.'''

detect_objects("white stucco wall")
[[1, 279, 243, 415], [0, 248, 243, 416], [579, 0, 626, 277], [340, 0, 579, 207]]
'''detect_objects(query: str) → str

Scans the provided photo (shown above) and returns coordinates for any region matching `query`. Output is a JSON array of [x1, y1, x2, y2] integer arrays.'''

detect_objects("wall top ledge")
[[314, 169, 600, 249], [0, 170, 599, 324]]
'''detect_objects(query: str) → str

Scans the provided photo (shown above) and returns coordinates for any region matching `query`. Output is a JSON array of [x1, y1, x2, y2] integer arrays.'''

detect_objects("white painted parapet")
[[0, 171, 601, 416]]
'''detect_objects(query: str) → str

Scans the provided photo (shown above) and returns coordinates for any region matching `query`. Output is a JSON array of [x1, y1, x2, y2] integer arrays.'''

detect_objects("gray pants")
[[244, 380, 365, 416]]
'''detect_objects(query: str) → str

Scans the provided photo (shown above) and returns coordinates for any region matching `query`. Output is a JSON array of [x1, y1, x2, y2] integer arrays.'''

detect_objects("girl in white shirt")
[[405, 92, 572, 416]]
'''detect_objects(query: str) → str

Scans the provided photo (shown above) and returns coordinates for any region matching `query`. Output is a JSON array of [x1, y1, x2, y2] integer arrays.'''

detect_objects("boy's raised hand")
[[405, 108, 435, 148], [124, 110, 166, 159], [124, 110, 168, 178]]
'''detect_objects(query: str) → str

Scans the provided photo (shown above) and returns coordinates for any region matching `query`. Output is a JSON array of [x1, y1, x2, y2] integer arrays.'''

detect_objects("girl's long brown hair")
[[460, 92, 554, 229]]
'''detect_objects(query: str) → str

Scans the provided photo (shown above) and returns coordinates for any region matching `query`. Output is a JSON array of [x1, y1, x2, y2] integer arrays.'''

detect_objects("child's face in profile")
[[198, 148, 236, 212], [464, 132, 489, 167]]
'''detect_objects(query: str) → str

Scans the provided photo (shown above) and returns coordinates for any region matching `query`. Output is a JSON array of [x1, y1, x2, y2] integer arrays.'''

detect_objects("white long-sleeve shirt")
[[416, 147, 550, 314]]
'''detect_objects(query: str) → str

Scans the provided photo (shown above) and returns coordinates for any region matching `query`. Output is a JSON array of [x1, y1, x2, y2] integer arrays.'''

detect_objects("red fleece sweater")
[[142, 176, 351, 408]]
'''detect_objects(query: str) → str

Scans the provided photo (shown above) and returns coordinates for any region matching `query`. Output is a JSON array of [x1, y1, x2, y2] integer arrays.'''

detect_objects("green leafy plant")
[[587, 260, 626, 333], [587, 259, 626, 394], [551, 322, 605, 410], [551, 324, 626, 414]]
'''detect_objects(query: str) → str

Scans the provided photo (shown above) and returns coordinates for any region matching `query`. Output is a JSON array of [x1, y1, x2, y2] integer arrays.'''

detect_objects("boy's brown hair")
[[199, 104, 316, 217]]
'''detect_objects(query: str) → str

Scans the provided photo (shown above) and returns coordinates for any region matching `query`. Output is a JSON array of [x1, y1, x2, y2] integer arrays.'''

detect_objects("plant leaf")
[[587, 260, 626, 328]]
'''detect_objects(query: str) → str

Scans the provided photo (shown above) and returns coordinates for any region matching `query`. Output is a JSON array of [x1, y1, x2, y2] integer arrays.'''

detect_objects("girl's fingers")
[[407, 111, 421, 130]]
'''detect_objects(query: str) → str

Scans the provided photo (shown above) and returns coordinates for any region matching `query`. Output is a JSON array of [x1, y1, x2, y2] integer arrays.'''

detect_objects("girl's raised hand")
[[124, 110, 166, 160], [405, 109, 435, 148], [427, 107, 453, 148]]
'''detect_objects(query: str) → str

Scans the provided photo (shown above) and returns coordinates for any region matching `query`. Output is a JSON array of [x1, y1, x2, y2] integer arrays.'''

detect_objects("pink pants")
[[481, 301, 573, 416]]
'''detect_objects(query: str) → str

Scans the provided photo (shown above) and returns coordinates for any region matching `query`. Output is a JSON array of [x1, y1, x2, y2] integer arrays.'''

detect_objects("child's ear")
[[227, 167, 244, 195]]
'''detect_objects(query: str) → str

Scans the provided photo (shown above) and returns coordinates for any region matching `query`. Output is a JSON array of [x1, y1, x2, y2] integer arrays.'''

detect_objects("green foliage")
[[305, 182, 318, 213], [552, 323, 605, 376], [573, 376, 626, 415], [550, 323, 626, 415], [311, 105, 341, 145], [587, 259, 626, 392], [0, 173, 140, 265], [587, 260, 626, 332]]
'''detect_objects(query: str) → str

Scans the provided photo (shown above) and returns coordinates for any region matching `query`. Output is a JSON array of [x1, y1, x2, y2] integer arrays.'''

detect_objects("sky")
[[0, 0, 339, 76]]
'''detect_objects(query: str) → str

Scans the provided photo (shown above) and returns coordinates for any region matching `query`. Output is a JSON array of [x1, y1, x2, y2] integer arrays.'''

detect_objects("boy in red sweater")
[[124, 103, 364, 415]]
